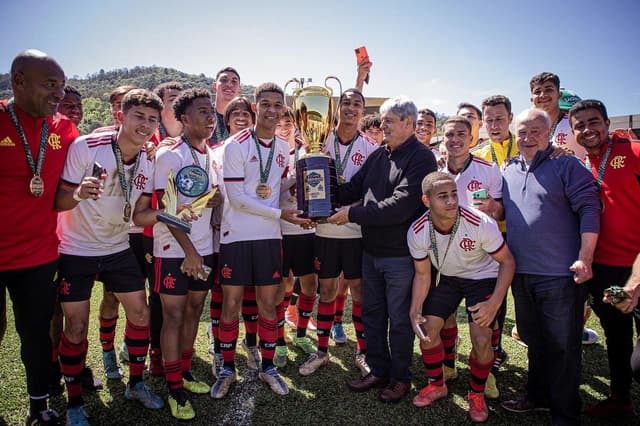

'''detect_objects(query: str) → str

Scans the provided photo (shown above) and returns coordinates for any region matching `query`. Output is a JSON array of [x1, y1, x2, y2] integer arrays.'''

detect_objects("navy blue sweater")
[[338, 136, 437, 257], [502, 145, 600, 276]]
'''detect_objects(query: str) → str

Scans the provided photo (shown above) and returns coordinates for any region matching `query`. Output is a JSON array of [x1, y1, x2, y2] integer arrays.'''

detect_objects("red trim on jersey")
[[361, 131, 377, 146], [257, 138, 273, 148], [460, 207, 481, 226], [236, 129, 251, 143], [412, 213, 429, 233], [487, 241, 506, 255], [471, 155, 494, 167], [224, 177, 244, 182], [169, 140, 185, 151], [412, 255, 430, 262]]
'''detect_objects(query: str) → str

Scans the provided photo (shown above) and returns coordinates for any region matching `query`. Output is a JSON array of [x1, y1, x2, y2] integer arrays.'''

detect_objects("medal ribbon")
[[111, 133, 141, 211], [213, 111, 229, 142], [450, 154, 474, 176], [7, 98, 48, 179], [252, 130, 276, 184], [584, 142, 613, 187], [333, 130, 359, 178], [549, 112, 564, 142], [182, 134, 210, 174], [490, 133, 514, 167], [428, 209, 461, 286]]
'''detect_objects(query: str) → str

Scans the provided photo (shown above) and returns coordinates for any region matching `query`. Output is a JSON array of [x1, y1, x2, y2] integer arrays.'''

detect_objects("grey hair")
[[515, 108, 551, 129], [379, 96, 418, 126]]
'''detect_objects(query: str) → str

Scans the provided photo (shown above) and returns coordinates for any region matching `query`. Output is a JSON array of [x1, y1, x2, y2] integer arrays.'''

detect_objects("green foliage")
[[0, 66, 256, 133]]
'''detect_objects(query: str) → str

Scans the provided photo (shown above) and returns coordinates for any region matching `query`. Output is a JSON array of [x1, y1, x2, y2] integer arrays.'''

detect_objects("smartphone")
[[355, 46, 370, 84], [199, 264, 212, 282], [472, 189, 488, 200], [414, 319, 428, 340], [91, 161, 104, 179]]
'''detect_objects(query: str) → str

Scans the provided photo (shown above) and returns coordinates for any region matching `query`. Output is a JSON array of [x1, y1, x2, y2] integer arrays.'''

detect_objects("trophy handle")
[[283, 78, 301, 106], [324, 76, 342, 98]]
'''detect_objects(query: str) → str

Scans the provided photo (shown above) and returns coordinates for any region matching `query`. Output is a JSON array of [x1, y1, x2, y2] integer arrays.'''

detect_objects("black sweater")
[[339, 135, 437, 257]]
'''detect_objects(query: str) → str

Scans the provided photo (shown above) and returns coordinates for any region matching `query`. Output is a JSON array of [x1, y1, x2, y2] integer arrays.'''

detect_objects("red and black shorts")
[[314, 236, 362, 280], [219, 239, 282, 286], [422, 273, 497, 325], [57, 249, 145, 303], [154, 254, 215, 295], [282, 234, 315, 277]]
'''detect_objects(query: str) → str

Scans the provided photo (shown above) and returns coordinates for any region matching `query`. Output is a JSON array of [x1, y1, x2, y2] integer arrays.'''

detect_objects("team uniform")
[[207, 111, 229, 147], [552, 112, 586, 161], [56, 130, 160, 413], [153, 137, 216, 295], [0, 100, 78, 407], [440, 155, 502, 208], [281, 140, 315, 277], [408, 206, 505, 322], [584, 133, 640, 411], [219, 128, 289, 285], [314, 131, 378, 279]]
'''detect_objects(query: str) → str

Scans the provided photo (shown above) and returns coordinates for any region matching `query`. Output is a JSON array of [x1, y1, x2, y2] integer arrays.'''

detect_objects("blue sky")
[[3, 0, 639, 116]]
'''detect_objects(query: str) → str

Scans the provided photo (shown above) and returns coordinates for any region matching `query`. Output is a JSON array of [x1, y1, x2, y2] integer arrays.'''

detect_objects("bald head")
[[11, 49, 66, 117]]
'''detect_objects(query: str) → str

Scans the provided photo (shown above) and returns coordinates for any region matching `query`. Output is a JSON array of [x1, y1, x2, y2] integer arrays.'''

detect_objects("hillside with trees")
[[0, 66, 255, 134]]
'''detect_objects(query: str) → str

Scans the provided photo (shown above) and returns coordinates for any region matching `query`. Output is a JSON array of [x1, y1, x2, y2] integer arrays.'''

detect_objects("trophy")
[[284, 76, 342, 222], [157, 169, 215, 234]]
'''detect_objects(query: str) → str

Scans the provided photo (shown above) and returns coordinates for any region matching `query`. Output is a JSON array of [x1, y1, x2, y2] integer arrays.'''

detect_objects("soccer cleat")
[[354, 352, 371, 377], [119, 342, 129, 364], [183, 374, 210, 395], [124, 382, 164, 409], [168, 391, 195, 420], [582, 328, 599, 345], [65, 405, 89, 426], [210, 367, 237, 399], [241, 338, 261, 370], [25, 409, 60, 426], [467, 392, 489, 423], [102, 350, 123, 380], [285, 304, 298, 329], [330, 323, 347, 344], [293, 336, 316, 355], [212, 352, 224, 378], [299, 352, 330, 376], [584, 395, 636, 417], [492, 348, 509, 373], [413, 383, 448, 407], [274, 345, 288, 368], [443, 365, 457, 382], [484, 373, 499, 399], [259, 366, 289, 395]]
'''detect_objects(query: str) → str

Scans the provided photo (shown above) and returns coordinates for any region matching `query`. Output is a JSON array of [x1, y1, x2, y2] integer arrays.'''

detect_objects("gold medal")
[[256, 183, 272, 199], [123, 202, 132, 222], [29, 175, 44, 197], [338, 175, 346, 185]]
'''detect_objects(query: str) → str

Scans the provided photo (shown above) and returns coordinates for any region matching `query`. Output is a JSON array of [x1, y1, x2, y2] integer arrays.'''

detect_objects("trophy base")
[[157, 212, 192, 234]]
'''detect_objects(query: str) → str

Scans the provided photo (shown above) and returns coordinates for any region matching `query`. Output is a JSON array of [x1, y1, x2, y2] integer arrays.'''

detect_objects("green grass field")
[[0, 290, 637, 425]]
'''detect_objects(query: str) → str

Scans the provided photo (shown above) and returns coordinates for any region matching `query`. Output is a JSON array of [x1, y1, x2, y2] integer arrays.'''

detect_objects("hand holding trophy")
[[157, 168, 215, 233]]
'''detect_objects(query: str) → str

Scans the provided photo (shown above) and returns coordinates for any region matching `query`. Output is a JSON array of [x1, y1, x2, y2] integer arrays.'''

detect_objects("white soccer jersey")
[[407, 206, 504, 280], [553, 113, 586, 162], [220, 128, 289, 244], [316, 130, 379, 239], [440, 155, 503, 208], [58, 132, 154, 256], [153, 137, 216, 258], [280, 141, 315, 236]]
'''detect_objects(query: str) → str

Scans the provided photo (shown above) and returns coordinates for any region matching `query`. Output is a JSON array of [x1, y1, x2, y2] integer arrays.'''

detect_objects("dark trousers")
[[361, 252, 414, 383], [632, 334, 640, 385], [0, 261, 58, 397], [512, 274, 586, 426], [587, 263, 633, 398]]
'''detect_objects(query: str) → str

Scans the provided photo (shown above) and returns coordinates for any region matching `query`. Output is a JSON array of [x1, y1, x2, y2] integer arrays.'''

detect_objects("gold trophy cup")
[[284, 77, 342, 221]]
